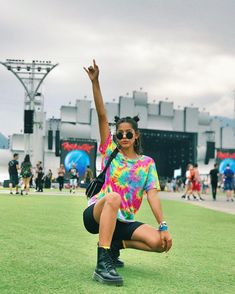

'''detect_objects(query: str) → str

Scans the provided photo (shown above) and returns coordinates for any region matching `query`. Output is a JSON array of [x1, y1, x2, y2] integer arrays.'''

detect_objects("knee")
[[148, 237, 166, 253], [105, 192, 121, 209]]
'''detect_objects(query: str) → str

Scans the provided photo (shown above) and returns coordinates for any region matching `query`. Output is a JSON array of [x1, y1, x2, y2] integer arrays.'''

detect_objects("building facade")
[[5, 90, 235, 181]]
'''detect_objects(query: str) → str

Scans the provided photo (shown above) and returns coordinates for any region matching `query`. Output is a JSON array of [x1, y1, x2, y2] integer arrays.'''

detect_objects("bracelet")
[[159, 221, 168, 231]]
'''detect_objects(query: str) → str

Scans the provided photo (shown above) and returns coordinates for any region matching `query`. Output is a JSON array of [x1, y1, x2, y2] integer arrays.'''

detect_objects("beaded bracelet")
[[159, 221, 168, 231]]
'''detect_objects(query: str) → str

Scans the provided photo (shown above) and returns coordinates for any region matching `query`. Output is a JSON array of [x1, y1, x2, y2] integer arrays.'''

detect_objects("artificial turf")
[[0, 193, 234, 294]]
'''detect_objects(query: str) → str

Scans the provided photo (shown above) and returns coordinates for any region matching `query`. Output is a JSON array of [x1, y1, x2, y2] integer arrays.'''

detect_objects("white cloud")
[[1, 0, 235, 135]]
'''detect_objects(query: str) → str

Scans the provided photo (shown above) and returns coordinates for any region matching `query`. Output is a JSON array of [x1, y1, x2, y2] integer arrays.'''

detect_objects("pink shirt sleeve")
[[99, 132, 112, 155]]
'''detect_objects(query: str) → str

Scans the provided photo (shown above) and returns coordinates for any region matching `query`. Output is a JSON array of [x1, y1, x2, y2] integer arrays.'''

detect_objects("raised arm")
[[84, 60, 109, 146]]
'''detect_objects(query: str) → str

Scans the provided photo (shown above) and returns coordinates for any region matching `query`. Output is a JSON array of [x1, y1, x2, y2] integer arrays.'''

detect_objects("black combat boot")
[[110, 240, 125, 268], [93, 247, 123, 286]]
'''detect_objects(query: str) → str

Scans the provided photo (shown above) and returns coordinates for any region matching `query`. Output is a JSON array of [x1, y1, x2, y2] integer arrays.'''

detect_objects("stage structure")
[[141, 129, 197, 178], [0, 59, 58, 164]]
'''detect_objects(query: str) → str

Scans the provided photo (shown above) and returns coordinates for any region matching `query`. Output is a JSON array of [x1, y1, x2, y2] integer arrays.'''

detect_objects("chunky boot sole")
[[93, 272, 123, 286]]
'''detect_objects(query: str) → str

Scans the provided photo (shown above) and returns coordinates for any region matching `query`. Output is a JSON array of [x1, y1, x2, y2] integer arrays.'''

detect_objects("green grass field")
[[0, 193, 234, 294]]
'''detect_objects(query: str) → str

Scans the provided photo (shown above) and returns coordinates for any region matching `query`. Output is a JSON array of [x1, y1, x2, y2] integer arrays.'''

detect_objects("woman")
[[83, 60, 172, 286], [84, 165, 93, 188], [37, 166, 44, 192], [57, 164, 65, 191], [181, 163, 196, 200], [192, 163, 204, 201], [20, 154, 32, 195]]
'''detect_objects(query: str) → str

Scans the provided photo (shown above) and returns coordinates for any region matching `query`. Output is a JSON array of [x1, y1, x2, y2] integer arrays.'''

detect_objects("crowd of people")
[[7, 153, 93, 195], [179, 162, 235, 202], [7, 153, 235, 201]]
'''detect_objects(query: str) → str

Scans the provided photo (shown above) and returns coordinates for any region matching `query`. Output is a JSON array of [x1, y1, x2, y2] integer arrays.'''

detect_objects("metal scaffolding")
[[0, 59, 58, 162]]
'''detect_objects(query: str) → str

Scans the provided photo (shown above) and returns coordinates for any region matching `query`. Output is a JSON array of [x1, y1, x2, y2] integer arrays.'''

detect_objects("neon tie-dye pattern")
[[88, 132, 160, 222]]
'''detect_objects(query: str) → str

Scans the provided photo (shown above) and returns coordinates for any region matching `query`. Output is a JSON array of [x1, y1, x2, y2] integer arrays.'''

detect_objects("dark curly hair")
[[114, 115, 143, 154], [23, 154, 31, 163]]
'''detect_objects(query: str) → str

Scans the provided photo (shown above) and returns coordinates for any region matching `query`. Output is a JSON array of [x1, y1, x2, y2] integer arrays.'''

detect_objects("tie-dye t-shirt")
[[88, 132, 160, 222]]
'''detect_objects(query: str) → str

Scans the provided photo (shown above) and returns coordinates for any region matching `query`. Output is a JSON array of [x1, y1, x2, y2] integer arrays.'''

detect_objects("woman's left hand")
[[160, 231, 172, 252]]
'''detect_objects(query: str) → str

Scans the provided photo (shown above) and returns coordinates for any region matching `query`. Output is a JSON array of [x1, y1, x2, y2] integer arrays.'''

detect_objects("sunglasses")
[[116, 131, 134, 140]]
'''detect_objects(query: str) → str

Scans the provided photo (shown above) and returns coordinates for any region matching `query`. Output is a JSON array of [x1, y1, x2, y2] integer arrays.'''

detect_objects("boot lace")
[[104, 250, 115, 272]]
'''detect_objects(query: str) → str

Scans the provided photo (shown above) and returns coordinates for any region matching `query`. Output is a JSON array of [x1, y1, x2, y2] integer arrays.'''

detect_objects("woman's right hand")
[[84, 59, 109, 145], [84, 59, 99, 82]]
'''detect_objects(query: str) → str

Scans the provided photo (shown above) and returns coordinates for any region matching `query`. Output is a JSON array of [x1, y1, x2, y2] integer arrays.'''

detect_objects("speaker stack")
[[48, 130, 53, 150], [204, 141, 215, 164], [24, 110, 34, 134], [55, 130, 60, 156]]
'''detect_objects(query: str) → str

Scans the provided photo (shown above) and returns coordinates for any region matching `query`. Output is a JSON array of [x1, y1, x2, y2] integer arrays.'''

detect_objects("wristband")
[[159, 221, 168, 231]]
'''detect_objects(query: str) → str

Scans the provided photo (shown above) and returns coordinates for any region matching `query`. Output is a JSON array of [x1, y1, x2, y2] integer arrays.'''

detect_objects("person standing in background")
[[37, 166, 44, 192], [209, 163, 219, 201], [223, 164, 234, 202], [192, 163, 204, 201], [20, 154, 32, 195], [69, 163, 79, 194], [84, 165, 93, 188], [34, 161, 42, 191], [8, 153, 20, 195], [181, 164, 194, 200], [57, 164, 65, 191], [45, 169, 53, 189]]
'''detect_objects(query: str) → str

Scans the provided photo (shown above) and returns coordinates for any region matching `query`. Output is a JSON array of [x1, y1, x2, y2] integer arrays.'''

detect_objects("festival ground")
[[0, 190, 234, 294]]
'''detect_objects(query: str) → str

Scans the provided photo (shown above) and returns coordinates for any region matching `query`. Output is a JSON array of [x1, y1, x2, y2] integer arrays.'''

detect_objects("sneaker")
[[10, 192, 13, 195], [193, 195, 199, 201], [181, 195, 186, 199], [187, 196, 190, 200], [199, 197, 205, 201], [21, 191, 23, 195], [15, 192, 20, 195]]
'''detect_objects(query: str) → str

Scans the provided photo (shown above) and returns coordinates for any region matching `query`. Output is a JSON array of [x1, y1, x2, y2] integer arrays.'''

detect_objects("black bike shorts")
[[83, 203, 144, 241]]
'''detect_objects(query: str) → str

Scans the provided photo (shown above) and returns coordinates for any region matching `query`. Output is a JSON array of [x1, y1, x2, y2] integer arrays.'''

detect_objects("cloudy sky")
[[1, 0, 235, 136]]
